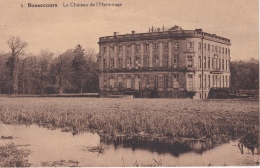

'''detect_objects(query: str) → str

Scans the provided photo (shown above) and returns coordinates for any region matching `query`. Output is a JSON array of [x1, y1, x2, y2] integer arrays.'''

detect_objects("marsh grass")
[[0, 143, 31, 167], [0, 97, 259, 152]]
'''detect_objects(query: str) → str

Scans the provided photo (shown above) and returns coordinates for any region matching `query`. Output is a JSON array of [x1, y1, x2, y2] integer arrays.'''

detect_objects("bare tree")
[[7, 36, 27, 94]]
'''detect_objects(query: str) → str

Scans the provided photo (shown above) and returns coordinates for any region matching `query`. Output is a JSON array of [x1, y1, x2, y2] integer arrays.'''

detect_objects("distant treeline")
[[0, 37, 258, 95], [230, 58, 259, 90], [0, 37, 99, 94]]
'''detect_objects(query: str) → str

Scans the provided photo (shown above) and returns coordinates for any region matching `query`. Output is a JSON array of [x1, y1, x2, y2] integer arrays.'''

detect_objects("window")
[[173, 55, 178, 68], [154, 76, 158, 89], [118, 76, 123, 90], [228, 49, 230, 55], [187, 42, 193, 50], [199, 74, 202, 88], [204, 57, 206, 69], [144, 75, 149, 88], [222, 59, 224, 70], [118, 46, 123, 52], [226, 60, 228, 71], [126, 78, 131, 89], [164, 43, 168, 50], [153, 56, 159, 67], [163, 56, 168, 68], [215, 46, 218, 53], [187, 74, 193, 91], [208, 57, 210, 69], [174, 43, 179, 50], [208, 44, 210, 51], [163, 74, 168, 89], [135, 44, 140, 52], [126, 58, 131, 69], [222, 47, 224, 54], [226, 76, 228, 87], [103, 59, 106, 69], [145, 44, 149, 51], [219, 47, 221, 53], [173, 74, 179, 88], [118, 58, 123, 69], [198, 42, 201, 50], [135, 57, 141, 69], [225, 48, 227, 54], [187, 55, 193, 68], [110, 58, 114, 69], [153, 43, 159, 51], [208, 75, 211, 87], [212, 45, 214, 52], [222, 76, 225, 87], [127, 45, 131, 53], [219, 58, 221, 70], [109, 78, 114, 89], [103, 46, 106, 53], [204, 43, 206, 50], [198, 56, 201, 68], [143, 56, 149, 68]]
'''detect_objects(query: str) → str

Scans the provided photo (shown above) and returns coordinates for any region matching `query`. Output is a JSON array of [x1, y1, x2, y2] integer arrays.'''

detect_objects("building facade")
[[97, 26, 231, 99]]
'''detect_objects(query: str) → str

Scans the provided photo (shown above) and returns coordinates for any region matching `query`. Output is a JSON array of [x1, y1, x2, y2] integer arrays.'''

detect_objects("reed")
[[0, 97, 258, 151]]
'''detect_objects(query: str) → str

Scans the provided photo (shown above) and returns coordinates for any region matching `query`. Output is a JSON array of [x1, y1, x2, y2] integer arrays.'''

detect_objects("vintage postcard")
[[0, 0, 259, 167]]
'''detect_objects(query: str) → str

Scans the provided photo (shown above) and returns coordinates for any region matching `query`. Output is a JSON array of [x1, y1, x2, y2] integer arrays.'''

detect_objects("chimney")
[[114, 32, 119, 36], [132, 30, 136, 34]]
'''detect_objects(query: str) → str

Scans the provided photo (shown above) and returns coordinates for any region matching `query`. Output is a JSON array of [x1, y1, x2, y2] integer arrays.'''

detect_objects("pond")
[[0, 123, 259, 166]]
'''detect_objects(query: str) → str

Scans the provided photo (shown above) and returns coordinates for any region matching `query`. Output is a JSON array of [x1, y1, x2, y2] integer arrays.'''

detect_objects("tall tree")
[[7, 37, 27, 94], [72, 45, 87, 93]]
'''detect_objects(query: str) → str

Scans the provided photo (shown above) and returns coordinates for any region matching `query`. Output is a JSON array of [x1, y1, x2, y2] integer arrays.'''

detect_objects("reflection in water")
[[0, 123, 258, 166]]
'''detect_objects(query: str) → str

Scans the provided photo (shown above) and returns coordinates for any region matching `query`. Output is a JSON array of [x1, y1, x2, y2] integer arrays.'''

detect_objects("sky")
[[0, 0, 258, 60]]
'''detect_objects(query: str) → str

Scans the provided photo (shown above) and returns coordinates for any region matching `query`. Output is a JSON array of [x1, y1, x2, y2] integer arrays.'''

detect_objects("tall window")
[[163, 74, 168, 89], [154, 76, 158, 89], [126, 58, 131, 69], [103, 59, 106, 69], [187, 55, 193, 68], [127, 45, 131, 54], [204, 57, 206, 68], [144, 75, 149, 88], [212, 45, 214, 52], [219, 47, 221, 53], [135, 57, 141, 69], [187, 74, 193, 91], [208, 44, 210, 51], [163, 56, 168, 68], [164, 43, 168, 50], [145, 44, 149, 51], [174, 43, 179, 50], [215, 46, 218, 53], [222, 59, 224, 70], [198, 42, 201, 50], [219, 58, 221, 70], [173, 55, 178, 68], [110, 58, 114, 69], [143, 56, 149, 68], [135, 44, 140, 52], [204, 43, 206, 50], [208, 75, 211, 88], [118, 46, 123, 52], [173, 74, 179, 88], [187, 42, 193, 50], [198, 56, 201, 68], [118, 58, 123, 69], [153, 43, 159, 51], [208, 57, 210, 69], [153, 56, 159, 68], [199, 74, 202, 88]]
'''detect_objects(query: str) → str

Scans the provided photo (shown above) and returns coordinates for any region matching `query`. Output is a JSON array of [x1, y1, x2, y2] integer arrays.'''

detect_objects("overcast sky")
[[0, 0, 258, 60]]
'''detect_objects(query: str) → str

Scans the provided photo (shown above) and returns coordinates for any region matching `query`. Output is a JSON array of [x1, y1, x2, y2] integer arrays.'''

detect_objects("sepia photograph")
[[0, 0, 259, 167]]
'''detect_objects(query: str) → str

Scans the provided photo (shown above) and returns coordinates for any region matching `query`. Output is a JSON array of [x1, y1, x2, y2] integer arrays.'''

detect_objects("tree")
[[7, 37, 27, 94], [72, 45, 87, 93]]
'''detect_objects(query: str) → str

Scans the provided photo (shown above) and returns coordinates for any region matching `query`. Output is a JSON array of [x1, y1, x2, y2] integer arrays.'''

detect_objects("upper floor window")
[[127, 45, 131, 53], [187, 55, 193, 68], [145, 44, 149, 51], [198, 42, 201, 50], [174, 43, 179, 50], [187, 42, 193, 50], [110, 58, 114, 69], [222, 47, 224, 54], [215, 46, 218, 53], [219, 47, 221, 53], [208, 44, 210, 51], [204, 43, 206, 50], [135, 44, 140, 52], [212, 45, 214, 52], [164, 43, 169, 50], [153, 43, 159, 51], [103, 46, 106, 53]]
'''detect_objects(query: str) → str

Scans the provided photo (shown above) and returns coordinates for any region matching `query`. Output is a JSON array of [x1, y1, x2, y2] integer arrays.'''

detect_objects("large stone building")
[[97, 26, 231, 99]]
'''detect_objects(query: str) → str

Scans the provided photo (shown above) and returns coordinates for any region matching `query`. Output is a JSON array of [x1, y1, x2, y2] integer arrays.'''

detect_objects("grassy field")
[[0, 97, 258, 140]]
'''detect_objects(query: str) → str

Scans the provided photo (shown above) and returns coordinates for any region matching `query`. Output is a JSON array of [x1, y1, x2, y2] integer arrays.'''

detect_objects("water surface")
[[0, 124, 258, 166]]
